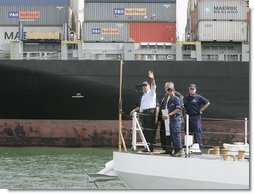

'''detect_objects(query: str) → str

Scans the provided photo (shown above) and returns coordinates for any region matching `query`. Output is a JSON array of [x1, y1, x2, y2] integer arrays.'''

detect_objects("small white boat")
[[112, 151, 249, 189], [98, 113, 249, 189]]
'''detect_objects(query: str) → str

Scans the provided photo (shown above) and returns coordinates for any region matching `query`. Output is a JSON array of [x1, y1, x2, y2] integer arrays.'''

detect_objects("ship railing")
[[23, 50, 61, 60], [0, 51, 11, 60], [0, 50, 61, 60]]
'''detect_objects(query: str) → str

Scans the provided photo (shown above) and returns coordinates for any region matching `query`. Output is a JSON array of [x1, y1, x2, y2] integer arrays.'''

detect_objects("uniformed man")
[[184, 84, 210, 147], [130, 70, 158, 152], [159, 82, 183, 155], [165, 84, 183, 157]]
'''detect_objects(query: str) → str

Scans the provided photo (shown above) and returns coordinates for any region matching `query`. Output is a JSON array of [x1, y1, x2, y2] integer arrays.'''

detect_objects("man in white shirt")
[[130, 71, 159, 152]]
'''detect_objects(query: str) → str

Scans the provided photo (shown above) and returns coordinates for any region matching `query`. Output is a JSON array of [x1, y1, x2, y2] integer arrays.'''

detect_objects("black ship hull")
[[0, 60, 249, 147]]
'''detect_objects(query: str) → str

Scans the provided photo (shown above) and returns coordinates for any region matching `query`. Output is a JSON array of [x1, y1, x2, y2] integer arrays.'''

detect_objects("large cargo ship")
[[0, 60, 249, 147], [0, 0, 250, 147]]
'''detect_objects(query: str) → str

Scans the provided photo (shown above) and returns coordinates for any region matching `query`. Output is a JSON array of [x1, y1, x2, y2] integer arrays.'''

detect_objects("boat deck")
[[134, 149, 249, 162]]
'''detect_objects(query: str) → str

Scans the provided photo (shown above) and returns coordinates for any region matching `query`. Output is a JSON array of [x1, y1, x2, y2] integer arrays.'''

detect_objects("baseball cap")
[[189, 84, 197, 88], [142, 81, 149, 86]]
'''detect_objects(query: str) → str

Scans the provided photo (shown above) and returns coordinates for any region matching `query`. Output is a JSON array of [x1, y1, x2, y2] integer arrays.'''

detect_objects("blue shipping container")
[[0, 0, 70, 5]]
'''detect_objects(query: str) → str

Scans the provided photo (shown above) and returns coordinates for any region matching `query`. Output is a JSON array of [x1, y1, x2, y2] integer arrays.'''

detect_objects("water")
[[0, 147, 127, 190]]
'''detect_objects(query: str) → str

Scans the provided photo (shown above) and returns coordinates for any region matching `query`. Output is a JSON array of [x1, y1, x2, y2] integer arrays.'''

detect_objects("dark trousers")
[[189, 115, 202, 147], [141, 109, 157, 152], [170, 116, 183, 149], [160, 121, 172, 151]]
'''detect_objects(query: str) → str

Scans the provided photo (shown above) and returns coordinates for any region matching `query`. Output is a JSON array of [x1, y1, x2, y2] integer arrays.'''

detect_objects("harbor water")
[[0, 147, 127, 190]]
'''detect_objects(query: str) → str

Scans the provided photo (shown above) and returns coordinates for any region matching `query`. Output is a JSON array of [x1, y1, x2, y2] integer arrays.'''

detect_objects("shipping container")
[[0, 5, 72, 26], [82, 22, 129, 42], [85, 0, 176, 2], [84, 3, 176, 22], [0, 0, 79, 13], [196, 21, 247, 42], [0, 0, 72, 6], [197, 0, 247, 21], [129, 22, 176, 42], [0, 26, 64, 44], [26, 32, 61, 40]]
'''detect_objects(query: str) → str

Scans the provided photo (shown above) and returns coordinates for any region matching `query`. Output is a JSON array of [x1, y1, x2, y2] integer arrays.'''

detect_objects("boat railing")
[[198, 117, 248, 149], [131, 112, 248, 156]]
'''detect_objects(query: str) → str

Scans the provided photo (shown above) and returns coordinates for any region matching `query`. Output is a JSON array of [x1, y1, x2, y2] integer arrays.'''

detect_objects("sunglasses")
[[189, 87, 196, 90], [142, 84, 148, 87], [167, 88, 173, 92]]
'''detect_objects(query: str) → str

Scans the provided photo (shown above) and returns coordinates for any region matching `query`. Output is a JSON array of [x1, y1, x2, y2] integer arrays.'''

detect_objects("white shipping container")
[[84, 3, 176, 22], [197, 21, 247, 42], [0, 5, 70, 26], [0, 26, 64, 44], [197, 0, 247, 21]]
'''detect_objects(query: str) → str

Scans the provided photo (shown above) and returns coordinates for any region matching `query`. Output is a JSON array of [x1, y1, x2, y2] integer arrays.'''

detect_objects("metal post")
[[176, 43, 182, 61], [61, 41, 68, 60], [118, 60, 123, 151], [78, 42, 84, 60], [132, 112, 137, 151], [10, 40, 23, 60], [196, 43, 202, 61], [19, 23, 24, 41], [118, 60, 127, 152], [186, 114, 189, 157], [63, 23, 68, 41], [244, 118, 248, 144]]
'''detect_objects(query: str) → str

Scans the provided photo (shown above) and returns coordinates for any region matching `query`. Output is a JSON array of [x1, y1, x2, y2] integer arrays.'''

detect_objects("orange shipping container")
[[129, 22, 176, 42]]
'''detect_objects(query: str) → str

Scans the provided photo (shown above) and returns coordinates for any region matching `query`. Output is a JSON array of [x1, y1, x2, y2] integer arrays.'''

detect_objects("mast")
[[118, 59, 127, 152]]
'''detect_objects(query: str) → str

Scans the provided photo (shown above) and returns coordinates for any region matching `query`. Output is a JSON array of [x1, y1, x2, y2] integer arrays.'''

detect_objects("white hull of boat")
[[113, 152, 249, 189]]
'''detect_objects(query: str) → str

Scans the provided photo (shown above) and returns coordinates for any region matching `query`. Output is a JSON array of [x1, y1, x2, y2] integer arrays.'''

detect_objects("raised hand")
[[148, 70, 154, 80]]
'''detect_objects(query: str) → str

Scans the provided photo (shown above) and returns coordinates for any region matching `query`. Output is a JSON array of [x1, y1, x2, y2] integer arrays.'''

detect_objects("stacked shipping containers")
[[82, 0, 176, 43], [0, 0, 79, 46], [187, 0, 248, 42]]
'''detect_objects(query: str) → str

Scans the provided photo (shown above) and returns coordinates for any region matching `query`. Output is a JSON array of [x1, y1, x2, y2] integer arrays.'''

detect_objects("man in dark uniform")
[[184, 84, 210, 147], [166, 85, 183, 156], [159, 82, 183, 154], [130, 71, 158, 152]]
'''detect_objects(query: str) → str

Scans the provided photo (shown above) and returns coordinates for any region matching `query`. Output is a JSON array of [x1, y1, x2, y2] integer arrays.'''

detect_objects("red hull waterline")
[[0, 119, 248, 147]]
